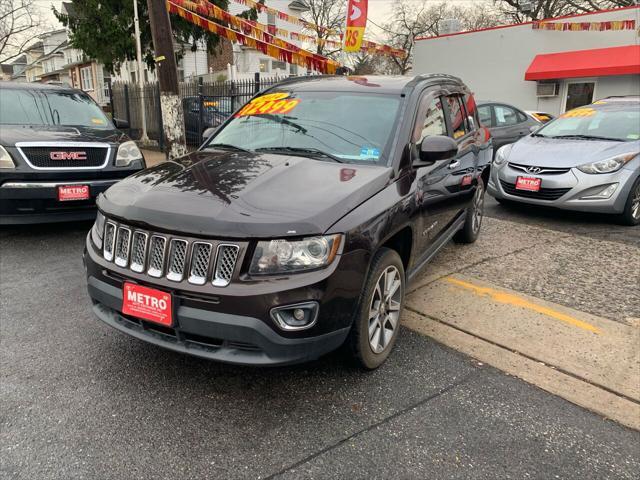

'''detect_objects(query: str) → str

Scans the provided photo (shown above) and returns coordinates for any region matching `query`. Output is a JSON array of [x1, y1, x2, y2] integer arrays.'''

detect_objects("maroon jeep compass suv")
[[84, 75, 492, 369]]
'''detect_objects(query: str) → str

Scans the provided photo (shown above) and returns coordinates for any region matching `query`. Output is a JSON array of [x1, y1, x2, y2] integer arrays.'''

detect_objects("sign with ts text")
[[344, 0, 368, 53]]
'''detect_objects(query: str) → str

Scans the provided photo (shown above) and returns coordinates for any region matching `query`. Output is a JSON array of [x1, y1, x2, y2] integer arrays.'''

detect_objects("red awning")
[[524, 45, 640, 81]]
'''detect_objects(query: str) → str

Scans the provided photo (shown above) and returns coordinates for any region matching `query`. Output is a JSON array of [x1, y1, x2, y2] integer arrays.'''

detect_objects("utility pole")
[[133, 0, 149, 144], [146, 0, 187, 159]]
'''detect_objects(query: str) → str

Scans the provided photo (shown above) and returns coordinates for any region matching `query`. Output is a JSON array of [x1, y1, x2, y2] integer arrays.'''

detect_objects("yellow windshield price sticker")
[[91, 117, 106, 125], [203, 101, 218, 107], [561, 108, 596, 118], [236, 93, 300, 117]]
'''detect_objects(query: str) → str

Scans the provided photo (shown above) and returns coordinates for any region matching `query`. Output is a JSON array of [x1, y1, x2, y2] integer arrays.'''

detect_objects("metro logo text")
[[122, 282, 173, 326]]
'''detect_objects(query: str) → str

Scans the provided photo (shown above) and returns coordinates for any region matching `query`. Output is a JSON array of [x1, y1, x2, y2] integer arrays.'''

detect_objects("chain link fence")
[[109, 74, 284, 149]]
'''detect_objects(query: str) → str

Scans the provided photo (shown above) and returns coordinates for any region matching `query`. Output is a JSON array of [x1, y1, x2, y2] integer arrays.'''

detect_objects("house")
[[6, 55, 28, 82], [412, 5, 640, 115]]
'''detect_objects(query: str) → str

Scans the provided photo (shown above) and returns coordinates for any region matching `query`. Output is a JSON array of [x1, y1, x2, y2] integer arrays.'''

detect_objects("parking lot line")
[[444, 277, 601, 334]]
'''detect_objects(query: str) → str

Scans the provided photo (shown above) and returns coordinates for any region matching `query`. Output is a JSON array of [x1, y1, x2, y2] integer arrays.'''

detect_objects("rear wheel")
[[349, 248, 405, 370], [618, 176, 640, 226], [454, 178, 485, 244]]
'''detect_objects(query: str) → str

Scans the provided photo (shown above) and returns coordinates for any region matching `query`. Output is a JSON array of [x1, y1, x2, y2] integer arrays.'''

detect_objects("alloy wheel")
[[471, 183, 485, 234], [368, 266, 402, 354], [632, 183, 640, 220]]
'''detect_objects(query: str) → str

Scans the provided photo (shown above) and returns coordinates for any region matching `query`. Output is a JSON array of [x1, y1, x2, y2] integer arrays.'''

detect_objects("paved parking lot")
[[1, 203, 639, 479]]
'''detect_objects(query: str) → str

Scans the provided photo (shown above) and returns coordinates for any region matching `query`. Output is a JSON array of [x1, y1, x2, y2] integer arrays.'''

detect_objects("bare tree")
[[382, 1, 507, 75], [0, 0, 44, 63], [302, 0, 346, 58], [494, 1, 634, 21]]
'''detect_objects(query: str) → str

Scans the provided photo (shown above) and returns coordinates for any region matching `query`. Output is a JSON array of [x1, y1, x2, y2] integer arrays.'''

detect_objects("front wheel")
[[454, 178, 485, 244], [618, 176, 640, 226], [349, 248, 405, 370]]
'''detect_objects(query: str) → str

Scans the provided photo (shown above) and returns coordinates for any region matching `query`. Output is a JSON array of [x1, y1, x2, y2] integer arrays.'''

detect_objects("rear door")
[[490, 104, 531, 149]]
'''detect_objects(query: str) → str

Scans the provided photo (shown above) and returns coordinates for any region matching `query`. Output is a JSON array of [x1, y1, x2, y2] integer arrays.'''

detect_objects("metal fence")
[[109, 74, 284, 149]]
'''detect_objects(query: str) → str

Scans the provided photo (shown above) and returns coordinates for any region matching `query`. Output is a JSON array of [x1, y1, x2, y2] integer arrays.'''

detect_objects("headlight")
[[249, 234, 342, 275], [0, 145, 15, 169], [91, 211, 106, 249], [115, 140, 143, 167], [494, 144, 513, 166], [577, 152, 638, 174]]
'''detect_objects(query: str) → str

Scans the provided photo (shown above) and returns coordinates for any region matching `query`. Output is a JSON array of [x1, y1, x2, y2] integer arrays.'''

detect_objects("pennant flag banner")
[[533, 19, 636, 31], [344, 0, 368, 53], [167, 0, 340, 74], [229, 0, 405, 58], [191, 0, 404, 58]]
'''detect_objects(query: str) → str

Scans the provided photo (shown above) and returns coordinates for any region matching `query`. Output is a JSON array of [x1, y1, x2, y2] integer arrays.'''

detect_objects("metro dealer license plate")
[[122, 282, 173, 326], [58, 185, 90, 201], [515, 176, 541, 192]]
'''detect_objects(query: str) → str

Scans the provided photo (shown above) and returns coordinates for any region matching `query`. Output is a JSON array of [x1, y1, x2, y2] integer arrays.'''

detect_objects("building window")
[[259, 59, 270, 73], [289, 63, 298, 76], [267, 12, 276, 26], [80, 66, 94, 91], [272, 60, 286, 71]]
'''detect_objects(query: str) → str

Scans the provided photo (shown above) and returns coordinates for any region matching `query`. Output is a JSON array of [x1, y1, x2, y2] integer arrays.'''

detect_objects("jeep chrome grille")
[[213, 244, 239, 287], [100, 222, 239, 286]]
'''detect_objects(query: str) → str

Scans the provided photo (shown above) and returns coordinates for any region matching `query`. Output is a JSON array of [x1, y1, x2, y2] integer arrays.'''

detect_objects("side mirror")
[[202, 126, 219, 141], [113, 118, 129, 129], [415, 135, 458, 166]]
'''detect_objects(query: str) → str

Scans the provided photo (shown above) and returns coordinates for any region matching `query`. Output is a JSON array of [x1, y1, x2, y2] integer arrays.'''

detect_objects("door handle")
[[448, 160, 461, 170]]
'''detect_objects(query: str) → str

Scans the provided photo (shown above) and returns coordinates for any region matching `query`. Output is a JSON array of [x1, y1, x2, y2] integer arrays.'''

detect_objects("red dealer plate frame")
[[122, 282, 173, 327], [515, 176, 542, 192], [58, 185, 90, 201]]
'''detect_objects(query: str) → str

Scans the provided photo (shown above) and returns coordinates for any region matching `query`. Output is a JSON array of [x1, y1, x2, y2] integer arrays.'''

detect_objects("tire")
[[618, 176, 640, 226], [349, 248, 405, 370], [454, 177, 486, 244]]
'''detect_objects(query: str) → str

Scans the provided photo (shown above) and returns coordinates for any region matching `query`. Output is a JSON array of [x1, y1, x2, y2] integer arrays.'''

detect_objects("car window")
[[446, 96, 467, 139], [494, 105, 519, 127], [478, 105, 493, 127], [516, 110, 528, 123], [418, 96, 447, 142], [463, 94, 479, 131], [538, 106, 640, 141]]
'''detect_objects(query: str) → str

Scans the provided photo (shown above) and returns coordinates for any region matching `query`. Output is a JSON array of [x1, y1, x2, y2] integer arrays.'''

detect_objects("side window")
[[446, 95, 467, 139], [478, 105, 493, 127], [494, 105, 519, 127], [418, 96, 447, 143], [516, 110, 528, 123]]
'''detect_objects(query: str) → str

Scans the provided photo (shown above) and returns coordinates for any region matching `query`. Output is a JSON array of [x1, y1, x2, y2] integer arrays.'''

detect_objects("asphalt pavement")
[[1, 205, 639, 479]]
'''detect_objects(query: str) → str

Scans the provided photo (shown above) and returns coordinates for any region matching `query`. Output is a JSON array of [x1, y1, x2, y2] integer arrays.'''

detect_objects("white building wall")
[[413, 7, 640, 115]]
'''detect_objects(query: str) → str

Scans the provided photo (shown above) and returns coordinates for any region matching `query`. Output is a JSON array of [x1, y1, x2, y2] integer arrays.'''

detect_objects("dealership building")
[[413, 6, 640, 115]]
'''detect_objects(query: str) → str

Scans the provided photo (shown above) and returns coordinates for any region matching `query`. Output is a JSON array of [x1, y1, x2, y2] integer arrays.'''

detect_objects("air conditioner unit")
[[536, 82, 559, 97]]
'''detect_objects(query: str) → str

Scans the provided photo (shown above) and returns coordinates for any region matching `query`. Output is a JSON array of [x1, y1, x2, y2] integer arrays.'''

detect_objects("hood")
[[507, 136, 640, 168], [0, 124, 126, 146], [99, 150, 392, 238]]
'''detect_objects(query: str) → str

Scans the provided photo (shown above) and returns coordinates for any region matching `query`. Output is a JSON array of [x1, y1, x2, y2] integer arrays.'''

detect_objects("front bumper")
[[488, 163, 637, 214], [84, 232, 365, 366], [0, 179, 121, 224]]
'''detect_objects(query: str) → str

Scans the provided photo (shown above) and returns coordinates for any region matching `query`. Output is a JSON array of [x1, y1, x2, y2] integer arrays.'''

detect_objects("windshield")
[[0, 88, 111, 128], [537, 105, 639, 141], [206, 90, 402, 164]]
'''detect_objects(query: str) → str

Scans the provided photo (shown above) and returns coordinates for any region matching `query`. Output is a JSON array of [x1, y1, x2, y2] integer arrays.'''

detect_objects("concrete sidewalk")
[[407, 217, 640, 429]]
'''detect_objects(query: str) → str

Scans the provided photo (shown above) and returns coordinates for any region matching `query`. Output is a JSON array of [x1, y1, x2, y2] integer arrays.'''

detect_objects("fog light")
[[270, 302, 319, 331], [580, 183, 618, 200]]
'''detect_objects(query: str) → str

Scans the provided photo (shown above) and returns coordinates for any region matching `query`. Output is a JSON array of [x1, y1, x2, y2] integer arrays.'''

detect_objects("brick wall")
[[207, 39, 234, 74]]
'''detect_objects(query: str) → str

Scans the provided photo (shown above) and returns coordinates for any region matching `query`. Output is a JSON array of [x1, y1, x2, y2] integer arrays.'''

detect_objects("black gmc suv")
[[0, 82, 145, 224], [85, 75, 492, 369]]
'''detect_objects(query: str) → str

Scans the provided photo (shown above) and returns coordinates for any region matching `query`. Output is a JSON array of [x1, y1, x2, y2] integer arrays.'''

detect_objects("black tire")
[[348, 248, 405, 370], [454, 177, 486, 244], [617, 176, 640, 226]]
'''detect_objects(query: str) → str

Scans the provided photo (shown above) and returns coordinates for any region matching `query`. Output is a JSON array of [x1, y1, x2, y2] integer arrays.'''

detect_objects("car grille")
[[508, 163, 571, 175], [18, 145, 110, 169], [500, 180, 571, 201], [102, 221, 240, 287]]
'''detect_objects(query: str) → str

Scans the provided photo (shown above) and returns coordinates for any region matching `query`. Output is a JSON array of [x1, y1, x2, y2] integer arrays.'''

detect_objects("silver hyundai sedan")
[[487, 97, 640, 225]]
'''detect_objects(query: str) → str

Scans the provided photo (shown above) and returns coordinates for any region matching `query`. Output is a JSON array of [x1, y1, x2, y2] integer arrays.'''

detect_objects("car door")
[[410, 90, 457, 255], [490, 104, 530, 150]]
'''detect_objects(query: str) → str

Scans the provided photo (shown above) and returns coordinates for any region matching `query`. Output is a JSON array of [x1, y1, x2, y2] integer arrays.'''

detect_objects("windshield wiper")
[[255, 147, 343, 163], [206, 143, 253, 154], [549, 134, 623, 142], [530, 133, 548, 138]]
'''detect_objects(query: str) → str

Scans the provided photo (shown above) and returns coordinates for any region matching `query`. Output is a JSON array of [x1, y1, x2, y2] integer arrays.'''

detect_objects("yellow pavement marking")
[[444, 277, 602, 335]]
